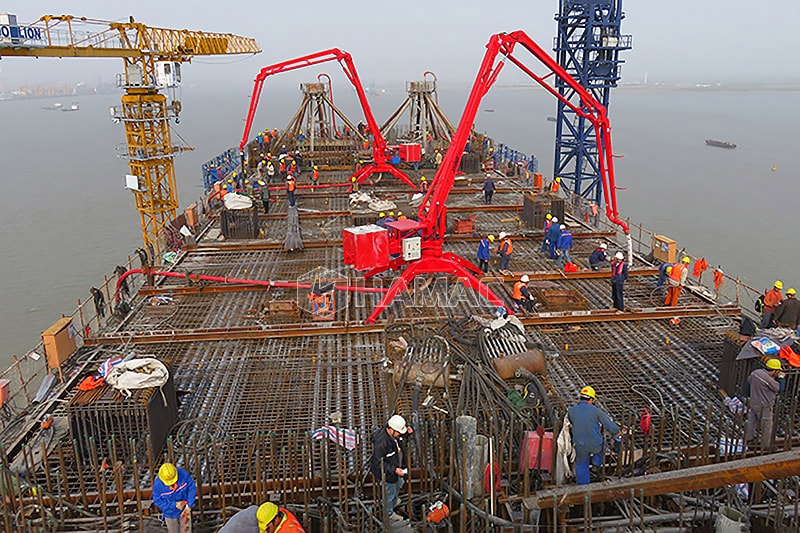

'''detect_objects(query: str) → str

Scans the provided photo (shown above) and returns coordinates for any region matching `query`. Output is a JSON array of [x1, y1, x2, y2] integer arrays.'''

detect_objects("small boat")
[[546, 116, 556, 122], [484, 108, 494, 112], [61, 103, 80, 112], [43, 102, 63, 110], [705, 139, 736, 149]]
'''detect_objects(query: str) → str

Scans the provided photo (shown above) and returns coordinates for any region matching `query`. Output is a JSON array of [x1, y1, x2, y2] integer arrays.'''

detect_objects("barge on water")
[[1, 34, 799, 533], [705, 138, 737, 149]]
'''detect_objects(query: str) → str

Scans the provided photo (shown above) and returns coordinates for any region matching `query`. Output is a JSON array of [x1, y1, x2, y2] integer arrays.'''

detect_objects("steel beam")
[[524, 449, 800, 510]]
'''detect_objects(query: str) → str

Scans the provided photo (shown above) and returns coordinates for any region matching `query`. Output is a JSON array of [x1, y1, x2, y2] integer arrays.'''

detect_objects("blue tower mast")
[[553, 0, 631, 206]]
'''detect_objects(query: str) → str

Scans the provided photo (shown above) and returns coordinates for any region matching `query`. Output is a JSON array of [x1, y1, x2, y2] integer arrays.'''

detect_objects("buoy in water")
[[771, 166, 777, 172]]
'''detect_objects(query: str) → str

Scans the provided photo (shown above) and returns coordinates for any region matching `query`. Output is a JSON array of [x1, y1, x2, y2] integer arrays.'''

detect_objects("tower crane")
[[343, 30, 630, 324], [0, 14, 260, 253]]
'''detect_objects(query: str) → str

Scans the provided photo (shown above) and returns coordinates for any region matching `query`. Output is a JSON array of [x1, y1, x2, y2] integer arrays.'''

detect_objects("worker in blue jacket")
[[546, 218, 562, 260], [567, 386, 620, 485], [153, 463, 197, 533], [610, 252, 628, 312], [476, 234, 494, 273], [556, 224, 573, 268]]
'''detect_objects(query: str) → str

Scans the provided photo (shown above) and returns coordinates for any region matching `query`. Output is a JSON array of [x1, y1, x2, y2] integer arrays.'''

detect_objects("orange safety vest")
[[550, 180, 560, 193], [286, 178, 296, 192], [313, 169, 319, 181], [713, 269, 725, 290], [668, 263, 686, 283], [512, 281, 525, 300], [280, 161, 286, 172], [498, 238, 513, 255], [275, 508, 305, 532]]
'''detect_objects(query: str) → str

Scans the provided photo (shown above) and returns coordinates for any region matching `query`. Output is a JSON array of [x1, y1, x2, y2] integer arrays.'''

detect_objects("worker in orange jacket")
[[219, 501, 305, 532], [664, 256, 690, 306], [761, 281, 784, 328], [286, 174, 297, 207], [512, 274, 534, 311], [496, 232, 513, 273]]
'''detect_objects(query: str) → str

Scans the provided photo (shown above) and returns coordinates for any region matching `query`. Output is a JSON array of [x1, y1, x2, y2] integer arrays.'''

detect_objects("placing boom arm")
[[239, 49, 416, 189], [362, 30, 629, 323]]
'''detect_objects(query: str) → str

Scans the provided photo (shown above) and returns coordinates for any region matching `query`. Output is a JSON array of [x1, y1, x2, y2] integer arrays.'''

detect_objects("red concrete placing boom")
[[350, 30, 630, 324], [239, 48, 417, 189]]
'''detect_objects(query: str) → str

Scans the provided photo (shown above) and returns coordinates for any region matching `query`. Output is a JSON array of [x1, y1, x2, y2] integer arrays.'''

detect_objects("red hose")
[[115, 269, 388, 302]]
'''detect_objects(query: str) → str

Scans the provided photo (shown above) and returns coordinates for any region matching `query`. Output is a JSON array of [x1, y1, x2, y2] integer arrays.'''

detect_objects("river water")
[[1, 84, 798, 368]]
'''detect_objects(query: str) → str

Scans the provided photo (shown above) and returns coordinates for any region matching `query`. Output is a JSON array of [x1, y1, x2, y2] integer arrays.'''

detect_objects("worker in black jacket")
[[370, 415, 413, 522], [773, 288, 800, 332]]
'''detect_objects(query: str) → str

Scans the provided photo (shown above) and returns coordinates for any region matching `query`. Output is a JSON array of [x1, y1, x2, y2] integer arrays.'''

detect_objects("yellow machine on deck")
[[0, 14, 260, 253]]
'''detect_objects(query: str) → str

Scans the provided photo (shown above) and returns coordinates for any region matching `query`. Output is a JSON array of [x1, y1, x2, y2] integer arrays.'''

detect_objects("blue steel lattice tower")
[[553, 0, 631, 206]]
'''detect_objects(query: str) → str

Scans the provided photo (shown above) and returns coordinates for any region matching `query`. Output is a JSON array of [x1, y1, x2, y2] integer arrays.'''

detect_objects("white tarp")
[[223, 192, 253, 210], [105, 358, 169, 399]]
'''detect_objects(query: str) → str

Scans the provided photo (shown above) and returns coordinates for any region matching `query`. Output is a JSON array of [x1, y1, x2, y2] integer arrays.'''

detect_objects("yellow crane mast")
[[0, 14, 261, 252]]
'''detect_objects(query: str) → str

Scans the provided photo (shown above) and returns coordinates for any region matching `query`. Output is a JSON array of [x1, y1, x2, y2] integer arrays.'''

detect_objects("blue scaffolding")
[[553, 0, 631, 206]]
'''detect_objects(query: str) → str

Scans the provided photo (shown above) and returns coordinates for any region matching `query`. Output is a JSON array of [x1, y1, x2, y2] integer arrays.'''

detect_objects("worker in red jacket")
[[286, 174, 297, 207], [761, 280, 784, 328]]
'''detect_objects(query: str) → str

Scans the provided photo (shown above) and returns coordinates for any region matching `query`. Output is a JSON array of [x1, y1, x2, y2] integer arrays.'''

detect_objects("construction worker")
[[350, 176, 359, 193], [258, 181, 270, 214], [540, 214, 553, 254], [294, 149, 303, 168], [744, 358, 785, 450], [664, 256, 690, 307], [567, 386, 620, 485], [257, 157, 267, 179], [496, 232, 513, 273], [477, 234, 494, 273], [286, 174, 297, 207], [550, 176, 561, 194], [656, 262, 674, 289], [610, 252, 628, 312], [546, 217, 562, 260], [152, 463, 196, 533], [483, 173, 496, 204], [512, 274, 534, 312], [386, 212, 396, 224], [556, 224, 573, 268], [419, 176, 429, 193], [311, 165, 319, 186], [219, 501, 305, 532], [266, 160, 276, 183], [376, 212, 387, 228], [589, 243, 609, 270], [434, 149, 443, 167], [773, 288, 800, 331], [761, 281, 784, 328], [370, 415, 414, 522], [397, 211, 408, 221]]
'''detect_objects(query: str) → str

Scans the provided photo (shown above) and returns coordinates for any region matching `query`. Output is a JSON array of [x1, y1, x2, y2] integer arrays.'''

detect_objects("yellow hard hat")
[[351, 176, 357, 182], [389, 212, 395, 216], [766, 358, 782, 371], [774, 280, 784, 289], [555, 177, 561, 182], [258, 181, 265, 186], [666, 266, 673, 275], [313, 165, 318, 170], [267, 152, 272, 157], [158, 463, 178, 486], [546, 214, 552, 220], [397, 211, 403, 216], [681, 256, 691, 263], [232, 172, 237, 177], [580, 386, 596, 399], [420, 176, 426, 181], [379, 212, 386, 218], [787, 288, 797, 295], [487, 235, 495, 242], [260, 153, 264, 157], [227, 178, 233, 183], [257, 502, 279, 531]]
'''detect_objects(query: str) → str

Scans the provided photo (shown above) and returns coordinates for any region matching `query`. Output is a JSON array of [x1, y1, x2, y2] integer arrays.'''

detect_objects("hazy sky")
[[1, 0, 798, 88]]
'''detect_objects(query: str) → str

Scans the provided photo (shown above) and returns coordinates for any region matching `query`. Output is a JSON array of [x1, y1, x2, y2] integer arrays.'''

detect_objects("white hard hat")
[[387, 414, 407, 434], [499, 232, 507, 239], [551, 217, 558, 223], [600, 243, 607, 249], [615, 252, 624, 260], [521, 275, 530, 283], [560, 224, 566, 230]]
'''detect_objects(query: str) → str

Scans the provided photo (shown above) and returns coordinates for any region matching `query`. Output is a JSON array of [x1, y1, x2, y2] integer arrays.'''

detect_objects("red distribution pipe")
[[115, 269, 388, 302]]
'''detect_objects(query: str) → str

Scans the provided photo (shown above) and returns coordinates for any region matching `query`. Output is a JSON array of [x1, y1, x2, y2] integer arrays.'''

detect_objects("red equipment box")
[[453, 215, 477, 234], [342, 225, 389, 271], [398, 143, 421, 162], [519, 430, 554, 472]]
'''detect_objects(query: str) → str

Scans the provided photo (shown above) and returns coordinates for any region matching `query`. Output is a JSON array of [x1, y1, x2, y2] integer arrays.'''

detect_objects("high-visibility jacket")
[[313, 169, 319, 181], [279, 161, 286, 172], [497, 238, 513, 256], [764, 288, 783, 313], [667, 263, 687, 287], [512, 281, 526, 300], [275, 508, 305, 532], [286, 178, 296, 192]]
